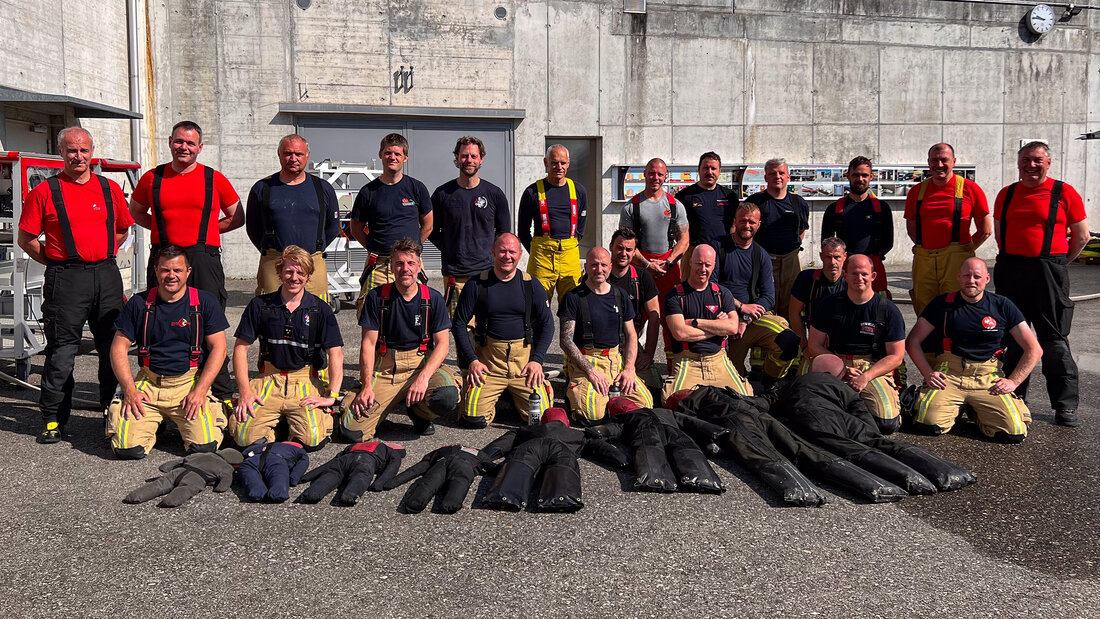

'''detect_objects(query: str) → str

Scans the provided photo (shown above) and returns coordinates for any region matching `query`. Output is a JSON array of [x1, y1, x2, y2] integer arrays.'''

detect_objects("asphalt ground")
[[2, 264, 1099, 617]]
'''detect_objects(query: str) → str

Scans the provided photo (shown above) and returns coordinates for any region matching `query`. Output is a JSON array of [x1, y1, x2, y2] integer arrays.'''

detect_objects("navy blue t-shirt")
[[359, 284, 450, 352], [452, 271, 553, 367], [608, 266, 659, 319], [517, 180, 588, 249], [745, 191, 809, 255], [676, 183, 737, 246], [664, 283, 736, 355], [235, 291, 343, 371], [919, 292, 1026, 361], [245, 175, 341, 253], [790, 268, 847, 323], [350, 175, 432, 255], [711, 237, 774, 309], [811, 293, 905, 358], [115, 287, 230, 377], [430, 179, 511, 277], [820, 195, 894, 257], [557, 284, 635, 349]]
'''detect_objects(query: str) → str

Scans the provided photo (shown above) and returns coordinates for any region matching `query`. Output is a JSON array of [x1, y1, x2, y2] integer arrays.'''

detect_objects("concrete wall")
[[3, 1, 1098, 275]]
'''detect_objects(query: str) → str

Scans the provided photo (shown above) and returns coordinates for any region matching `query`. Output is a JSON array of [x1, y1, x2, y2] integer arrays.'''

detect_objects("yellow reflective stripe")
[[673, 359, 689, 393], [300, 380, 319, 446], [870, 377, 896, 419], [754, 317, 786, 334], [721, 354, 747, 394], [991, 370, 1026, 435], [585, 379, 596, 420], [915, 388, 939, 424], [434, 368, 455, 387], [465, 383, 482, 417]]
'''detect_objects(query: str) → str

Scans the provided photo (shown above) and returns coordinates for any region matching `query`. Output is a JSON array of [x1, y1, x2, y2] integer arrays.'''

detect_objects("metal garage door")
[[297, 116, 515, 271]]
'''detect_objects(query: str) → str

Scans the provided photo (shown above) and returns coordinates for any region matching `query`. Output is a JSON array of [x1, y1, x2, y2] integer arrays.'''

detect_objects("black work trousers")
[[147, 244, 233, 399], [40, 260, 123, 425], [994, 254, 1078, 411]]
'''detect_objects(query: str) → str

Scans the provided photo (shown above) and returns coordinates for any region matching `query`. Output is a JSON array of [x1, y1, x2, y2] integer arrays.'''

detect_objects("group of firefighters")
[[18, 122, 1088, 459]]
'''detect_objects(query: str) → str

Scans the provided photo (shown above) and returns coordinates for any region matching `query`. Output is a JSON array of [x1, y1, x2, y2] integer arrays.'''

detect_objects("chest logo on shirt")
[[663, 208, 671, 217], [706, 304, 718, 314], [860, 322, 876, 336], [691, 199, 703, 209], [402, 198, 417, 207], [414, 314, 422, 326], [92, 202, 102, 211], [171, 318, 190, 328], [475, 196, 488, 209], [302, 313, 311, 326], [982, 316, 997, 330]]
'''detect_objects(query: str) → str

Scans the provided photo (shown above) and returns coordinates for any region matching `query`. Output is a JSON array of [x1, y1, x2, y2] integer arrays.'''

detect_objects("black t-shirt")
[[664, 283, 736, 355], [558, 284, 635, 349], [919, 292, 1026, 361], [235, 291, 343, 371], [517, 180, 588, 249], [350, 175, 432, 255], [811, 293, 905, 358], [245, 175, 341, 253], [820, 195, 894, 257], [429, 179, 511, 276], [745, 191, 810, 255], [790, 268, 847, 323], [676, 183, 737, 246], [115, 287, 229, 377], [359, 284, 450, 352], [711, 237, 774, 309], [452, 271, 553, 367], [608, 266, 659, 319]]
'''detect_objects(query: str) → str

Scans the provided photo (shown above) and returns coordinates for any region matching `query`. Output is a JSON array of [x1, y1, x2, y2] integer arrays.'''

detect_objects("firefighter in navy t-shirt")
[[106, 245, 230, 459], [558, 247, 653, 423], [789, 237, 848, 355], [820, 156, 894, 293], [429, 136, 512, 317], [341, 238, 462, 440], [905, 258, 1040, 442], [808, 254, 905, 434], [607, 227, 662, 396], [349, 133, 434, 311], [231, 246, 344, 450], [675, 152, 738, 265], [663, 244, 751, 402]]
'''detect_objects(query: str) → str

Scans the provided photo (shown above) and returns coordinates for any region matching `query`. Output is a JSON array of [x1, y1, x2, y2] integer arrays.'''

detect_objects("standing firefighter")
[[519, 144, 588, 303]]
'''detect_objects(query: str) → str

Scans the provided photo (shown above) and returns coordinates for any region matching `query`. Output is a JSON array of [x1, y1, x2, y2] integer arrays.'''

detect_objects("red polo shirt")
[[132, 163, 239, 246], [994, 177, 1085, 257], [904, 176, 989, 249], [20, 173, 134, 262]]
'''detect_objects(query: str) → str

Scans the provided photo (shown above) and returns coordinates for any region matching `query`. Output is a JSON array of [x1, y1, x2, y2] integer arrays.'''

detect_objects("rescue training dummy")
[[237, 440, 309, 503], [761, 354, 977, 494], [298, 440, 406, 506], [123, 448, 244, 507], [383, 444, 496, 514], [480, 408, 629, 512], [674, 385, 861, 506], [586, 398, 726, 494]]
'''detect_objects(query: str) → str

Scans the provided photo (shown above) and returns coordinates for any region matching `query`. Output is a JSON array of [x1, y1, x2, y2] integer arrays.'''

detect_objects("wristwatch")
[[691, 318, 699, 328]]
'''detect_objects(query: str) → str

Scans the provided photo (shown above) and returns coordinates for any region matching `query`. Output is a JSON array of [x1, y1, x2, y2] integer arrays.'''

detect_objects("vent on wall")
[[624, 0, 646, 14]]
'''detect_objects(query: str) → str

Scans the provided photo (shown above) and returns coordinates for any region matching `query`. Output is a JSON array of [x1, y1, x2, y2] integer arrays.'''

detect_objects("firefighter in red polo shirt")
[[904, 143, 992, 315], [18, 127, 135, 444], [992, 141, 1090, 427], [129, 120, 244, 404]]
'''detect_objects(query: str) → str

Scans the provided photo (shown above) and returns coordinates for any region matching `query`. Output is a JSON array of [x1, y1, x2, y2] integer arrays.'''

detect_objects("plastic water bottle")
[[528, 391, 542, 425], [609, 382, 622, 400]]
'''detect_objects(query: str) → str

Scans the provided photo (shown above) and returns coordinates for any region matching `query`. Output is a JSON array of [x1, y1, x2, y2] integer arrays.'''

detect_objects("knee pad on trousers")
[[876, 416, 902, 436], [458, 415, 488, 429], [114, 445, 147, 460], [429, 386, 461, 418], [774, 330, 801, 361], [992, 430, 1026, 444], [335, 424, 363, 443], [909, 420, 944, 436], [303, 437, 330, 452], [187, 440, 218, 454]]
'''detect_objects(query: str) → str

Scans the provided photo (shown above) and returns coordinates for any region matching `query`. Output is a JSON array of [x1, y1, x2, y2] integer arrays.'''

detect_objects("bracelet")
[[642, 259, 652, 268]]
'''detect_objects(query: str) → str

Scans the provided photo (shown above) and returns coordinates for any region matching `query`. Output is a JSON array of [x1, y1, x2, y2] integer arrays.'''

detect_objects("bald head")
[[689, 244, 717, 284], [494, 232, 521, 251], [929, 143, 955, 157], [584, 246, 612, 285], [957, 257, 991, 301], [810, 354, 846, 378], [845, 254, 873, 272], [843, 254, 876, 296], [586, 247, 610, 262], [492, 233, 522, 276]]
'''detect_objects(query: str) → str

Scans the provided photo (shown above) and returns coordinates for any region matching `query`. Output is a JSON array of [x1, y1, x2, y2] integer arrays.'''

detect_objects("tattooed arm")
[[561, 318, 611, 396]]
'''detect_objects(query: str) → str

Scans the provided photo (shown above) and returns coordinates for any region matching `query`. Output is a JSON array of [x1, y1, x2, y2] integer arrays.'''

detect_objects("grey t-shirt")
[[619, 193, 689, 254]]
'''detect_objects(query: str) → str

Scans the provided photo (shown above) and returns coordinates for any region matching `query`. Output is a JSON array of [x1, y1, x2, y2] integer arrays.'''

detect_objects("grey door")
[[546, 137, 602, 256], [297, 117, 514, 270]]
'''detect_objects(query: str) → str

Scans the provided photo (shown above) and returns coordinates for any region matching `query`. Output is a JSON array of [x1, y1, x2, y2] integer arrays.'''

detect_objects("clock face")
[[1028, 3, 1056, 35]]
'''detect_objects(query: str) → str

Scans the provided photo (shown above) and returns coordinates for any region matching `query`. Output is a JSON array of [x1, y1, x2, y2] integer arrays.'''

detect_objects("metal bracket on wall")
[[393, 66, 415, 94]]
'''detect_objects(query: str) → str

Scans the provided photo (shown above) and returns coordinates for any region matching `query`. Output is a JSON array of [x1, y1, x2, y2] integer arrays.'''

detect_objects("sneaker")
[[1054, 409, 1079, 427], [36, 421, 62, 444], [410, 415, 436, 436]]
